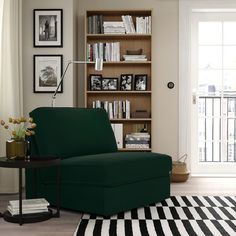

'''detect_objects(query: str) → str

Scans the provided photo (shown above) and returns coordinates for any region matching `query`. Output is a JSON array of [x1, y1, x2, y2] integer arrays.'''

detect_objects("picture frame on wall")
[[34, 9, 63, 47], [134, 74, 147, 91], [90, 74, 102, 91], [120, 74, 133, 91], [102, 78, 118, 91], [34, 55, 63, 93]]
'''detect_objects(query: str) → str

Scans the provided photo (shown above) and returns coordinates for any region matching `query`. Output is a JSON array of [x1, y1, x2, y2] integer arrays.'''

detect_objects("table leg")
[[19, 167, 23, 225], [55, 165, 60, 217]]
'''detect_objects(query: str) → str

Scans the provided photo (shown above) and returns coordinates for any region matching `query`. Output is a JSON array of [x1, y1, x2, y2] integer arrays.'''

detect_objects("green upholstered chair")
[[26, 107, 172, 216]]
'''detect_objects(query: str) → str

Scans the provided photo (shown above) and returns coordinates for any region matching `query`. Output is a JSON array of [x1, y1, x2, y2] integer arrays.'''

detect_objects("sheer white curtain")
[[0, 0, 23, 193]]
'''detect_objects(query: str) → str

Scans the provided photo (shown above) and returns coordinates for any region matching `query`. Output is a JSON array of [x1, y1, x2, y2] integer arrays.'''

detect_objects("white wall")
[[77, 0, 179, 159], [22, 0, 77, 115]]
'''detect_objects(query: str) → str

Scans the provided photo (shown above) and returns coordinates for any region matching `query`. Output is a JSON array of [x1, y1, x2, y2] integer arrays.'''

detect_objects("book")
[[111, 123, 123, 148], [8, 198, 49, 216]]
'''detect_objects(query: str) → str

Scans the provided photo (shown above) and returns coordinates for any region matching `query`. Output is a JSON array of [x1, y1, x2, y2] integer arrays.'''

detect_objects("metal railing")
[[198, 95, 236, 163]]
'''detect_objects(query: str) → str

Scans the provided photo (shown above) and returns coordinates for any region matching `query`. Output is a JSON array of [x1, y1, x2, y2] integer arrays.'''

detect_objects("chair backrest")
[[29, 107, 118, 159]]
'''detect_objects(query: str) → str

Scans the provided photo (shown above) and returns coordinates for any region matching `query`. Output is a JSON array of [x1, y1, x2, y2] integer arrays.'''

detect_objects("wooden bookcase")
[[85, 10, 152, 151]]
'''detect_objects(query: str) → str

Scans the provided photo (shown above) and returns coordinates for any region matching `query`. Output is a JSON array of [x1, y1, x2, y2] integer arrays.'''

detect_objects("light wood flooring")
[[0, 177, 235, 236]]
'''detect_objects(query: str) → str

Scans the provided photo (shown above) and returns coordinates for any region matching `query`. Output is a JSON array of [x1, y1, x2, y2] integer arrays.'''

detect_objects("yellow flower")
[[9, 118, 13, 123], [12, 119, 17, 124], [12, 131, 16, 136], [0, 120, 5, 126], [16, 119, 21, 124], [31, 123, 37, 128], [4, 125, 9, 129], [28, 118, 33, 123], [30, 130, 35, 135], [25, 131, 31, 136]]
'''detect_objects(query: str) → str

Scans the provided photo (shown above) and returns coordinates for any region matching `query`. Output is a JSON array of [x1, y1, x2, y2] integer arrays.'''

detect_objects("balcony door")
[[191, 12, 236, 175]]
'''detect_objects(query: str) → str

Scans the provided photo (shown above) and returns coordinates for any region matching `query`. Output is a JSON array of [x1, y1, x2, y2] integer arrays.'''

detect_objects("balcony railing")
[[198, 95, 236, 163]]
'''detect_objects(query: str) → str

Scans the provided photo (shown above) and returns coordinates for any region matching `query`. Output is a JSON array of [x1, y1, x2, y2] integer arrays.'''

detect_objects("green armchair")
[[26, 107, 172, 216]]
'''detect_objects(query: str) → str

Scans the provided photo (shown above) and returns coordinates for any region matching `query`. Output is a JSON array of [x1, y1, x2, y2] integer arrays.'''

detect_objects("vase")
[[6, 139, 29, 160]]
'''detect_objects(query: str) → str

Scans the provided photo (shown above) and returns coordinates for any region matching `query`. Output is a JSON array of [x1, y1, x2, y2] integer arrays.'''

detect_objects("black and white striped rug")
[[73, 196, 236, 236]]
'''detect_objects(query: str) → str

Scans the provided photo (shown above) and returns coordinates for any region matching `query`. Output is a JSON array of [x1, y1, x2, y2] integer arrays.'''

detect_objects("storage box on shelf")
[[85, 10, 152, 151]]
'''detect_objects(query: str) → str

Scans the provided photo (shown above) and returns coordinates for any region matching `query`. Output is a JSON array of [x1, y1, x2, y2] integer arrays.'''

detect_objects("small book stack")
[[7, 198, 49, 216], [103, 21, 125, 34], [122, 55, 147, 61], [125, 132, 150, 149]]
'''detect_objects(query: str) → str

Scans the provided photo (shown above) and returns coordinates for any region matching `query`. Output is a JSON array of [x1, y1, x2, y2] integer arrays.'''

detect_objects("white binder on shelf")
[[111, 123, 123, 149]]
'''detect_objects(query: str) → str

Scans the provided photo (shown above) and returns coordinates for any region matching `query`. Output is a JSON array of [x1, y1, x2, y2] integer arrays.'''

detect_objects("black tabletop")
[[0, 156, 60, 169]]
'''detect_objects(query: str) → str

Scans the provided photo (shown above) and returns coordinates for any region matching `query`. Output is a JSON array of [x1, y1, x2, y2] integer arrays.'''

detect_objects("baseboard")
[[191, 174, 236, 178]]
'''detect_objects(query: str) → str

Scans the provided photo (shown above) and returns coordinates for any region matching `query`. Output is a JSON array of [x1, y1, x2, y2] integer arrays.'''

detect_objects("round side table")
[[0, 156, 60, 225]]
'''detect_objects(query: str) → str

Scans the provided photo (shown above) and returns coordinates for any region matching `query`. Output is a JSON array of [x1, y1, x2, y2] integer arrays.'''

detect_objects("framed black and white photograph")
[[120, 74, 133, 91], [134, 74, 147, 91], [34, 55, 63, 93], [90, 74, 102, 91], [34, 9, 63, 47], [102, 78, 118, 91]]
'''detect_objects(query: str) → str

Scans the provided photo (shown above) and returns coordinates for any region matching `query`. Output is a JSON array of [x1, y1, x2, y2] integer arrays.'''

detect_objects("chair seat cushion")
[[41, 152, 172, 187]]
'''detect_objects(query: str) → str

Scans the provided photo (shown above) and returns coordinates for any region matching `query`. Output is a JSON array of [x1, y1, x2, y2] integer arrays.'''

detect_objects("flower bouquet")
[[0, 117, 37, 159]]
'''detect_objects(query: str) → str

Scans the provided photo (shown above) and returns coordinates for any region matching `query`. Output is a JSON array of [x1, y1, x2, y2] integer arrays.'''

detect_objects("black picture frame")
[[34, 9, 63, 47], [90, 74, 102, 91], [34, 55, 63, 93], [102, 78, 118, 91], [134, 74, 147, 91], [120, 74, 133, 91]]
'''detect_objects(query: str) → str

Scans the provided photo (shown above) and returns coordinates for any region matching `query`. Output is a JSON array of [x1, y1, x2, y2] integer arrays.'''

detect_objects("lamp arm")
[[51, 59, 103, 107], [51, 60, 73, 107]]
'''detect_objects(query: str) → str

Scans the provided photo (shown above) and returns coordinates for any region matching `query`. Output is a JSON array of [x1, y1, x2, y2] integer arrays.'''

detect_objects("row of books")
[[136, 16, 152, 34], [87, 14, 152, 34], [92, 100, 131, 119], [7, 198, 49, 216], [125, 132, 150, 149], [87, 42, 120, 62], [87, 15, 104, 34]]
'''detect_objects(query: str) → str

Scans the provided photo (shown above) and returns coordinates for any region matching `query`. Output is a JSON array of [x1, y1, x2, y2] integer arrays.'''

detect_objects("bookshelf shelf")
[[110, 118, 152, 122], [119, 148, 152, 152], [87, 91, 151, 94], [87, 34, 151, 39], [85, 10, 152, 151]]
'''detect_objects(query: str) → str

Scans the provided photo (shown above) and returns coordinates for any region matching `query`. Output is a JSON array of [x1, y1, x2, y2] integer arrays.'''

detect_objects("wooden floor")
[[0, 177, 235, 236]]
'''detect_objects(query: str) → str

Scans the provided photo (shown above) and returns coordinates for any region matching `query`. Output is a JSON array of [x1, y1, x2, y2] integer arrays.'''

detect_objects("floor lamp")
[[51, 58, 103, 107]]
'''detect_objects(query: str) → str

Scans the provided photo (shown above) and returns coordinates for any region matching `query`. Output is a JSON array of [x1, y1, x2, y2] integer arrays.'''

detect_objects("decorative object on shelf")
[[131, 110, 150, 118], [34, 9, 63, 47], [102, 78, 118, 91], [0, 117, 36, 159], [171, 154, 190, 182], [34, 55, 63, 93], [120, 74, 133, 91], [126, 48, 143, 55], [90, 74, 102, 91], [134, 74, 147, 91]]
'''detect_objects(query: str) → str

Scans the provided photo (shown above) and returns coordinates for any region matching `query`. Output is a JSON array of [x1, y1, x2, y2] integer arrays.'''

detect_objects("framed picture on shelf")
[[102, 78, 118, 91], [90, 74, 102, 90], [120, 74, 133, 91], [34, 9, 63, 47], [34, 55, 63, 93], [134, 74, 147, 91]]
